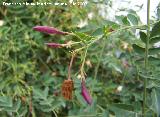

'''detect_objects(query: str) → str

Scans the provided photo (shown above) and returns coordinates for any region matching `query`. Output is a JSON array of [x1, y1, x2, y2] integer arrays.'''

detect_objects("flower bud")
[[81, 80, 92, 105], [33, 26, 69, 35]]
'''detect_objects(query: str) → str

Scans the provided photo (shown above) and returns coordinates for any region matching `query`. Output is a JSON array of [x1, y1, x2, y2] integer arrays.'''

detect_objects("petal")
[[81, 81, 92, 105], [45, 43, 62, 48], [33, 26, 69, 35]]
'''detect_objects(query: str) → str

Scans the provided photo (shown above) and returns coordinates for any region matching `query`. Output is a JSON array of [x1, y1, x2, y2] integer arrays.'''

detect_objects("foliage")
[[0, 0, 160, 117]]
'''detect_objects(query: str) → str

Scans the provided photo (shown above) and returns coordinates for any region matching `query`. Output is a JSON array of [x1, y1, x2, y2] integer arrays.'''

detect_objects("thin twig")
[[80, 47, 88, 81], [68, 53, 76, 80], [94, 35, 106, 79]]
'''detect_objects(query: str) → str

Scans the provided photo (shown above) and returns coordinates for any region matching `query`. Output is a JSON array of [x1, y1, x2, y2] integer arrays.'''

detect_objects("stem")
[[145, 0, 150, 69], [38, 56, 54, 72], [80, 47, 88, 80], [143, 0, 150, 116], [97, 104, 105, 111], [74, 25, 146, 53], [94, 36, 106, 79], [52, 111, 58, 117], [68, 53, 75, 80]]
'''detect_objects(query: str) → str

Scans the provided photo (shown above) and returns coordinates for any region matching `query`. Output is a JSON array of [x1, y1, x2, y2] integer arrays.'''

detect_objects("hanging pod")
[[61, 79, 74, 100], [61, 54, 75, 100]]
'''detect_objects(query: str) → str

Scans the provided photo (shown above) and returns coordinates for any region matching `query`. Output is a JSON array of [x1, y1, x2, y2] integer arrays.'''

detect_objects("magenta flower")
[[33, 26, 69, 35], [45, 43, 63, 48], [81, 80, 92, 105]]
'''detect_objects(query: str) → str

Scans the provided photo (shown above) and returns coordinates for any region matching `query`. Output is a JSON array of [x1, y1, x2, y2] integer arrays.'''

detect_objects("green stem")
[[74, 25, 146, 53], [52, 111, 58, 117], [94, 36, 106, 79], [143, 0, 150, 116], [80, 47, 88, 79]]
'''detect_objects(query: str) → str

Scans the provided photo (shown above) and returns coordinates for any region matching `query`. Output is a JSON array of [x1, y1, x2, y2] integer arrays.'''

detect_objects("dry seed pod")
[[61, 79, 74, 100]]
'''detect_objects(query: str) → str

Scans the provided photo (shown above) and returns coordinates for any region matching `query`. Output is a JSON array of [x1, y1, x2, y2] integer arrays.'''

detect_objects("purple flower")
[[33, 26, 69, 35], [45, 43, 63, 48], [81, 80, 92, 105]]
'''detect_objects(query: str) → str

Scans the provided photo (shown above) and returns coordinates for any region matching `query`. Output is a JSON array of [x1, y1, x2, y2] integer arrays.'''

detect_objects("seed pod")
[[61, 79, 74, 100]]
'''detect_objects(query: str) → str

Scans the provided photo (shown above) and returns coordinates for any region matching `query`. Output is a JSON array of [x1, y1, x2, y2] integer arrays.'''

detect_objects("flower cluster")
[[33, 26, 92, 105]]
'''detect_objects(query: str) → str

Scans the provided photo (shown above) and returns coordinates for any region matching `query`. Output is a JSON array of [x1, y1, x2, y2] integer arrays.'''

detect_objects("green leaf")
[[77, 24, 99, 33], [39, 105, 53, 112], [18, 106, 28, 117], [148, 56, 160, 65], [116, 15, 130, 25], [116, 15, 124, 24], [102, 110, 109, 117], [14, 99, 21, 111], [33, 87, 49, 100], [149, 36, 160, 44], [73, 32, 94, 43], [101, 20, 120, 29], [75, 91, 87, 107], [139, 31, 147, 44], [0, 96, 13, 107], [111, 103, 134, 111], [44, 87, 49, 99], [151, 88, 160, 116], [109, 104, 136, 117], [108, 63, 122, 73], [3, 99, 21, 112], [91, 28, 103, 36], [127, 14, 138, 25], [132, 44, 145, 54], [150, 21, 160, 38], [149, 48, 160, 55], [122, 16, 130, 26], [51, 100, 64, 110], [39, 97, 54, 106]]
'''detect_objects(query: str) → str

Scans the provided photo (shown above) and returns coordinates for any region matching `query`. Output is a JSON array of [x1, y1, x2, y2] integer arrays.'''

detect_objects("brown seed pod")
[[61, 79, 74, 100], [61, 53, 75, 100]]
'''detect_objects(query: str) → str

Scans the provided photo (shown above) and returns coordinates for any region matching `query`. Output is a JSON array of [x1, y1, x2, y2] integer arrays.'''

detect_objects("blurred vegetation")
[[0, 0, 160, 117]]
